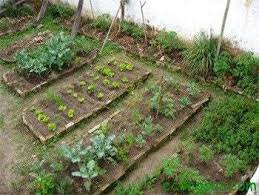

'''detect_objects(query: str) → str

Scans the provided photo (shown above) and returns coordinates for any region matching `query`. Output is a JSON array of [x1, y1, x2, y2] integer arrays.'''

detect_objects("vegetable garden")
[[0, 1, 258, 195]]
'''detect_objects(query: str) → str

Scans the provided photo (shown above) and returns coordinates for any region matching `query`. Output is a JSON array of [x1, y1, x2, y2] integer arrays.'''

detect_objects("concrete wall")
[[55, 0, 259, 54]]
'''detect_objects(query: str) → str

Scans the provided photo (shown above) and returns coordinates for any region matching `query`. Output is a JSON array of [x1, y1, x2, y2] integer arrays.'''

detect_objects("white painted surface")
[[55, 0, 259, 54], [247, 165, 259, 195]]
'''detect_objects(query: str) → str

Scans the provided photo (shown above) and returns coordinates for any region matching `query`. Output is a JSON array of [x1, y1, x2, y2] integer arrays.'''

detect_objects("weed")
[[199, 145, 213, 163], [91, 14, 112, 31], [121, 21, 144, 40], [220, 154, 246, 177]]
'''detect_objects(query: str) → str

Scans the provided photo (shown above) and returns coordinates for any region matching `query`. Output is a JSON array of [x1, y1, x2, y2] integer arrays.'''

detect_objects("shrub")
[[184, 32, 217, 78], [46, 3, 74, 19], [220, 154, 246, 177], [193, 96, 259, 164], [213, 51, 232, 78], [199, 145, 213, 163], [232, 52, 259, 95], [162, 154, 181, 177], [15, 32, 75, 76], [121, 21, 144, 40], [31, 171, 55, 195], [153, 30, 185, 53], [2, 1, 35, 17], [91, 14, 112, 31]]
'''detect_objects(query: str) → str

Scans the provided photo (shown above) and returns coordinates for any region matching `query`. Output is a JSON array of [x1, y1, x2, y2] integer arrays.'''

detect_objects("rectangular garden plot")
[[3, 49, 98, 96], [0, 31, 51, 62], [60, 81, 210, 194], [0, 16, 33, 37], [22, 60, 151, 142]]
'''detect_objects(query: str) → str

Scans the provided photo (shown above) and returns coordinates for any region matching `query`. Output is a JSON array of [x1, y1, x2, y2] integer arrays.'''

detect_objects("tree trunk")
[[71, 0, 84, 37], [36, 0, 49, 23], [140, 1, 148, 46], [216, 0, 231, 58]]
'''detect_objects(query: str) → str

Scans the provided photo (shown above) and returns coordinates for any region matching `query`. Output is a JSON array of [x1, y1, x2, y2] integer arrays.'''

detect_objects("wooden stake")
[[71, 0, 84, 37], [118, 0, 127, 33], [216, 0, 231, 58], [36, 0, 49, 23], [139, 0, 148, 46], [99, 5, 121, 55]]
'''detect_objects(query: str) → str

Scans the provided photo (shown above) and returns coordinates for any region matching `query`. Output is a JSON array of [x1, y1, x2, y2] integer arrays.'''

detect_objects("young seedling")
[[121, 76, 129, 83], [67, 109, 75, 118], [79, 80, 86, 86], [117, 63, 134, 71], [58, 105, 67, 112], [48, 123, 57, 132], [135, 134, 146, 148], [179, 96, 192, 107], [187, 82, 200, 97], [87, 84, 97, 94], [97, 92, 104, 100], [78, 97, 85, 103]]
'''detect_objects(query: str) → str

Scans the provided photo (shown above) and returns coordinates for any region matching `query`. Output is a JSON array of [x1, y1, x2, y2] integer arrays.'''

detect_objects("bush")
[[220, 154, 246, 177], [184, 32, 217, 78], [199, 145, 213, 163], [91, 14, 112, 31], [121, 21, 144, 40], [232, 52, 259, 95], [153, 30, 185, 53], [1, 1, 35, 17], [213, 51, 232, 78], [15, 32, 75, 76], [193, 96, 259, 165], [46, 3, 74, 19]]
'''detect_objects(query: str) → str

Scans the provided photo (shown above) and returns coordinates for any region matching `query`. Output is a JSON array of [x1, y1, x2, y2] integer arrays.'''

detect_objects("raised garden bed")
[[57, 81, 210, 194], [22, 59, 151, 142], [0, 31, 51, 62], [0, 16, 33, 37], [3, 49, 98, 97]]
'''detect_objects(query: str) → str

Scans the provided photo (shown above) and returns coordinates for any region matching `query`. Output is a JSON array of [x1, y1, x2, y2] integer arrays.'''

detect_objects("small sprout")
[[112, 81, 121, 89], [37, 113, 50, 123], [73, 93, 78, 98], [187, 82, 200, 97], [103, 79, 112, 86], [121, 76, 129, 83], [58, 105, 67, 112], [117, 63, 134, 71], [67, 109, 75, 118], [30, 106, 37, 112], [48, 123, 57, 132], [155, 124, 164, 133], [135, 134, 146, 148], [80, 81, 86, 86], [78, 97, 85, 103], [179, 96, 192, 107], [87, 84, 97, 94], [97, 92, 104, 99], [97, 65, 115, 77], [93, 76, 100, 81]]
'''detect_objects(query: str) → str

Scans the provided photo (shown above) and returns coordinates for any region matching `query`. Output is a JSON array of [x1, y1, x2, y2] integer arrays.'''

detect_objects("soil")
[[0, 16, 33, 37], [0, 31, 52, 62], [22, 59, 151, 142], [3, 50, 98, 96]]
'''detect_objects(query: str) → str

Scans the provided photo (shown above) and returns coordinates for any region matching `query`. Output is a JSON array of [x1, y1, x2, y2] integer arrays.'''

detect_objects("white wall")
[[57, 0, 259, 54]]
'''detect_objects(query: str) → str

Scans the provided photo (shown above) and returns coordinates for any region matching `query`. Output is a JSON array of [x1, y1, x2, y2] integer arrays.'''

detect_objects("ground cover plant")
[[22, 58, 151, 142]]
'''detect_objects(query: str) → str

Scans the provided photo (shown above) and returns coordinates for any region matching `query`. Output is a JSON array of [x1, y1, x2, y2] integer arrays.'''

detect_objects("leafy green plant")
[[72, 160, 104, 191], [15, 32, 75, 76], [213, 51, 232, 78], [132, 108, 142, 124], [97, 92, 104, 100], [111, 81, 121, 89], [90, 133, 117, 161], [67, 109, 75, 118], [117, 63, 134, 71], [46, 3, 74, 19], [121, 76, 129, 83], [178, 96, 191, 107], [135, 134, 146, 148], [87, 84, 97, 94], [97, 65, 115, 77], [91, 14, 112, 31], [232, 52, 259, 95], [31, 171, 55, 195], [48, 123, 57, 132], [153, 30, 184, 53], [184, 32, 217, 79], [2, 1, 34, 17], [162, 154, 181, 177], [199, 145, 213, 163], [141, 116, 163, 136], [121, 21, 144, 40], [116, 147, 129, 162], [193, 96, 259, 165], [187, 82, 200, 97], [220, 154, 246, 177], [78, 97, 85, 103]]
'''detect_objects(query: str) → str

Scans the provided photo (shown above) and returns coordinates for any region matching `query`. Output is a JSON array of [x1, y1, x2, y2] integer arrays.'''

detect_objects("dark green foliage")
[[162, 154, 181, 177], [121, 21, 144, 40], [184, 32, 217, 78], [193, 96, 259, 164], [31, 171, 55, 195], [1, 1, 35, 17], [46, 3, 74, 19], [15, 32, 75, 76], [213, 51, 232, 77], [220, 154, 246, 177], [153, 30, 185, 53], [232, 52, 259, 95], [91, 14, 112, 31], [199, 145, 213, 163]]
